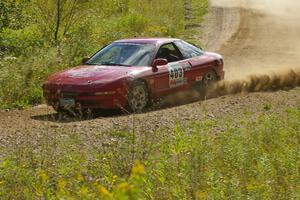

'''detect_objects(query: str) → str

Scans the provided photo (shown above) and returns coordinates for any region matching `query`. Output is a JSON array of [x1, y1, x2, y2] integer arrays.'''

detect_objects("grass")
[[0, 0, 208, 109], [0, 107, 299, 199]]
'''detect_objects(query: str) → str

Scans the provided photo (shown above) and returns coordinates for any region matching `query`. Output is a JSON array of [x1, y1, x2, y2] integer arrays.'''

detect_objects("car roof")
[[114, 38, 180, 44]]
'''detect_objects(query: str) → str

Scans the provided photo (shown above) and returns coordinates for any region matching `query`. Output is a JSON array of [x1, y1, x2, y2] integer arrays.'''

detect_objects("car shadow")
[[31, 90, 205, 123], [30, 109, 126, 123]]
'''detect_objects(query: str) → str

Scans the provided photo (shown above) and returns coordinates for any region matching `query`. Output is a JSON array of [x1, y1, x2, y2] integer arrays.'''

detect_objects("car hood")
[[46, 65, 148, 85]]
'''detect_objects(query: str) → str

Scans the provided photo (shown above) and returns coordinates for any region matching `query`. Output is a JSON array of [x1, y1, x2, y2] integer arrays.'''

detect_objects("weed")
[[0, 108, 298, 199]]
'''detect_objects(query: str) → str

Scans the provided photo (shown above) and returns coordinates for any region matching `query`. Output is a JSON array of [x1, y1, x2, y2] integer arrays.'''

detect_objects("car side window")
[[174, 40, 203, 59], [156, 43, 183, 63]]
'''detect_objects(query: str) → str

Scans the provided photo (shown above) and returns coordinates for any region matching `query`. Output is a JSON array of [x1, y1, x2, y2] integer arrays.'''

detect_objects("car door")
[[151, 43, 191, 97], [173, 40, 210, 85]]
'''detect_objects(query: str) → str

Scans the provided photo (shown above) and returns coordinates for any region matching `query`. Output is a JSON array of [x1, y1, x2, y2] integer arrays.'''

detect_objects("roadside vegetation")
[[0, 0, 208, 109], [0, 107, 299, 199], [2, 1, 299, 199]]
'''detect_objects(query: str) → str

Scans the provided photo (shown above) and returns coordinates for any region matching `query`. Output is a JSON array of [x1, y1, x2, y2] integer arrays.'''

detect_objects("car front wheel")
[[127, 81, 149, 113]]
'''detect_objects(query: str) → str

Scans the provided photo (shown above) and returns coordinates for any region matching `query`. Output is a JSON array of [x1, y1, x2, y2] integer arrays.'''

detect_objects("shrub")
[[0, 108, 299, 199]]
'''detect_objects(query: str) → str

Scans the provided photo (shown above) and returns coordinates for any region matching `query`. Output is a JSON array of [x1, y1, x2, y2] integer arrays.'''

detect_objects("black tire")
[[127, 81, 149, 113], [52, 105, 65, 113], [52, 105, 92, 118], [198, 70, 218, 99], [203, 70, 218, 86]]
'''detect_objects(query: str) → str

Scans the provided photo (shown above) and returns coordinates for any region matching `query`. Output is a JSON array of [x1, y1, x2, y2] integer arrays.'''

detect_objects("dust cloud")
[[208, 70, 300, 97], [158, 70, 300, 108], [210, 0, 300, 18], [208, 0, 300, 96], [152, 0, 300, 107]]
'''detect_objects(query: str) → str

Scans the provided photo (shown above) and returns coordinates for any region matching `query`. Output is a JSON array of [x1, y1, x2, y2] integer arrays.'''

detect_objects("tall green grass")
[[0, 108, 299, 199], [0, 0, 208, 109]]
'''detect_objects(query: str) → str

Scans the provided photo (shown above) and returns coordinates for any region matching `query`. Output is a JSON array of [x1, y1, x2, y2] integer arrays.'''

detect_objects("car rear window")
[[174, 40, 203, 59]]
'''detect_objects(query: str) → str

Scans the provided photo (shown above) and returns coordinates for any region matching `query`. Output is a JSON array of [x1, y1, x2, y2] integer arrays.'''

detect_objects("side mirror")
[[82, 57, 90, 64], [152, 58, 168, 72]]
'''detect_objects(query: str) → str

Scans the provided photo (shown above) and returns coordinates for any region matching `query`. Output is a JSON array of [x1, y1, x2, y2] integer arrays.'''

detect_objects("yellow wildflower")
[[197, 191, 208, 199], [117, 182, 132, 192], [131, 160, 145, 176], [111, 175, 118, 186], [0, 180, 5, 186], [38, 170, 49, 182], [246, 184, 256, 191], [98, 185, 111, 197], [113, 175, 118, 180], [1, 160, 9, 168], [79, 186, 89, 197], [77, 173, 84, 182], [57, 179, 67, 190]]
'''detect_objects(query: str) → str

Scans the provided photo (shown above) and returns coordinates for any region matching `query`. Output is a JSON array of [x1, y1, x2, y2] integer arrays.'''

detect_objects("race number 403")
[[168, 62, 185, 88]]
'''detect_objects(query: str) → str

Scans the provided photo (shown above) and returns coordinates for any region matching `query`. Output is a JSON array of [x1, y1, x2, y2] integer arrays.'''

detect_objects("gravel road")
[[0, 0, 299, 157]]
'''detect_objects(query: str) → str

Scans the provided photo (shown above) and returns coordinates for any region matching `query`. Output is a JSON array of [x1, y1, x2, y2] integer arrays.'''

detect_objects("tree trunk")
[[54, 0, 61, 42]]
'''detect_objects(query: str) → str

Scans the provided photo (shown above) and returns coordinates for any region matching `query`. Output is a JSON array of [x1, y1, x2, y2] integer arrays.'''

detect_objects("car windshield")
[[86, 42, 156, 67]]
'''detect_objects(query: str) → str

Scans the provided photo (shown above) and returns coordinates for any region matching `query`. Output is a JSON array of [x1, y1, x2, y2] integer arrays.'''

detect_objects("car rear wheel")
[[198, 70, 218, 98], [203, 70, 217, 86], [127, 81, 149, 113]]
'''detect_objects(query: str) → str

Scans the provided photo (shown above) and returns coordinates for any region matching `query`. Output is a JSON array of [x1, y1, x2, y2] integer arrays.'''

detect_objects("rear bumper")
[[218, 70, 225, 80]]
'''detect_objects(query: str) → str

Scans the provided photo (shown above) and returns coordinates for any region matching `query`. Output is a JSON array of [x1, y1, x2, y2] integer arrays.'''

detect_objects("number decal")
[[168, 62, 186, 88]]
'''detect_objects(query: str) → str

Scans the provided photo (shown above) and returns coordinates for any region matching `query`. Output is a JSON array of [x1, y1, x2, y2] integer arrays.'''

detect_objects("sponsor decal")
[[168, 62, 186, 88], [181, 62, 192, 71]]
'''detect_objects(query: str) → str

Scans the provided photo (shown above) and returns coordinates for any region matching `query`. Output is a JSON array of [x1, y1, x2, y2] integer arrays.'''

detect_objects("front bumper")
[[43, 84, 129, 109], [46, 94, 127, 109]]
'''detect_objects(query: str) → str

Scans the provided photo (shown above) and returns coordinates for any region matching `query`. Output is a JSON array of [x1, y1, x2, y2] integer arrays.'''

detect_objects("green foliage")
[[0, 25, 43, 55], [0, 108, 299, 199], [0, 0, 30, 31], [0, 0, 208, 108]]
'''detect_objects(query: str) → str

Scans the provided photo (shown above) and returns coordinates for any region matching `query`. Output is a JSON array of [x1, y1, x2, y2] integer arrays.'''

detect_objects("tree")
[[30, 0, 90, 45]]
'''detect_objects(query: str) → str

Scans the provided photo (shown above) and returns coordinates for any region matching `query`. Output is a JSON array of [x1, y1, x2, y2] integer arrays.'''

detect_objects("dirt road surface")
[[0, 0, 299, 157]]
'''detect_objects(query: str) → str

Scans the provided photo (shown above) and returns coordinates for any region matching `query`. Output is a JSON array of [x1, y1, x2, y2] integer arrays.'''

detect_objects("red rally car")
[[43, 38, 224, 112]]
